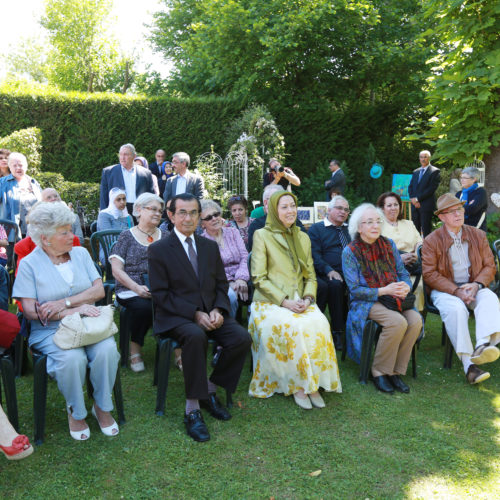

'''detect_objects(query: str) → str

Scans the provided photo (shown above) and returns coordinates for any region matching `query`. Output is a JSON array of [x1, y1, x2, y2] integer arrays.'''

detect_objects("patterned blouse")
[[202, 226, 249, 282], [110, 227, 168, 297], [224, 218, 254, 248]]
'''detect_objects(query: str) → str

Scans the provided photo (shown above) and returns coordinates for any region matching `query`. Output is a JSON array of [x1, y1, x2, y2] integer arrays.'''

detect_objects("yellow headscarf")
[[265, 191, 309, 278]]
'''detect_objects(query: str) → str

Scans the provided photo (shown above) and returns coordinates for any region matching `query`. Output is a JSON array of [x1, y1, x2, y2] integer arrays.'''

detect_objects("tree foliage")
[[150, 0, 430, 108], [417, 0, 500, 165], [39, 0, 133, 93]]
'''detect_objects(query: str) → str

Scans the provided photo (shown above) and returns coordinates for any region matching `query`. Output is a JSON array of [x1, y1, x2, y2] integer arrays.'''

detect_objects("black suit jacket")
[[148, 232, 230, 333], [100, 164, 155, 209], [407, 165, 441, 212], [324, 169, 346, 199]]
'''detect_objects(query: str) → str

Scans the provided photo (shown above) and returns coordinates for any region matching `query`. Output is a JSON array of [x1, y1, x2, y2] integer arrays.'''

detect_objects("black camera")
[[270, 163, 285, 173]]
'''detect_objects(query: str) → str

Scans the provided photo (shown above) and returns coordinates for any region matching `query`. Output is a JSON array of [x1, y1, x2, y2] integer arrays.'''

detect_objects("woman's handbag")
[[53, 305, 118, 350], [378, 293, 416, 313]]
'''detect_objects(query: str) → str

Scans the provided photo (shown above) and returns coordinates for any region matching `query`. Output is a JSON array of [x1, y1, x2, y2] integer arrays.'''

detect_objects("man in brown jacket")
[[422, 193, 500, 384]]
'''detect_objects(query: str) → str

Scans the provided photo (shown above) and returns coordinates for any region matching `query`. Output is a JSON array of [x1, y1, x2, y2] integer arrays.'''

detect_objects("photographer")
[[263, 158, 300, 191]]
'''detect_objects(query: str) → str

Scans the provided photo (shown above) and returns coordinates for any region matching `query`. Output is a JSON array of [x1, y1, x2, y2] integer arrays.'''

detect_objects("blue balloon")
[[370, 163, 383, 179]]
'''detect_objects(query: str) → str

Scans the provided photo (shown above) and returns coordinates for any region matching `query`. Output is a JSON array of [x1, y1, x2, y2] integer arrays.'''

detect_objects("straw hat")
[[434, 193, 465, 216]]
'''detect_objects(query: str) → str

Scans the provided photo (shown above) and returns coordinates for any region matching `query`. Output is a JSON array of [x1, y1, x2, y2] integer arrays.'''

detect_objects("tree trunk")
[[122, 61, 130, 94], [484, 144, 500, 213]]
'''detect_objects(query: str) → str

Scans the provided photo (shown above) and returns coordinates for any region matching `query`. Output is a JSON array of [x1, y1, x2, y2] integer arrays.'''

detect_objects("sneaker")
[[470, 344, 500, 365], [466, 364, 490, 384]]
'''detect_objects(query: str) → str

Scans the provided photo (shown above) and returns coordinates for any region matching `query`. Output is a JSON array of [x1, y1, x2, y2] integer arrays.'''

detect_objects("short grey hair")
[[348, 203, 378, 240], [28, 202, 76, 246], [133, 192, 164, 217], [120, 143, 136, 156], [263, 184, 285, 203], [462, 166, 480, 182], [7, 152, 28, 169], [328, 195, 349, 210], [173, 152, 190, 167], [419, 150, 431, 158], [200, 199, 221, 215]]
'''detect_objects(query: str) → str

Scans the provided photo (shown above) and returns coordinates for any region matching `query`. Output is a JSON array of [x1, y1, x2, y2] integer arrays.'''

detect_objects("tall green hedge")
[[0, 87, 243, 183]]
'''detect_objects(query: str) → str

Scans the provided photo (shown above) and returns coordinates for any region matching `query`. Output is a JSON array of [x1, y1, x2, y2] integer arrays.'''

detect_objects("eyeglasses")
[[441, 208, 464, 215], [143, 206, 163, 214], [460, 175, 472, 180], [175, 209, 199, 219], [333, 206, 350, 213], [361, 219, 382, 226], [201, 212, 221, 222]]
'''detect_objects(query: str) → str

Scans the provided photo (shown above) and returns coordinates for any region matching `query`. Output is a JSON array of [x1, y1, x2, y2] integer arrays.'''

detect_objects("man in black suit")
[[408, 150, 441, 237], [148, 193, 251, 442], [324, 159, 346, 200], [308, 195, 351, 350], [100, 143, 155, 212], [163, 152, 205, 203]]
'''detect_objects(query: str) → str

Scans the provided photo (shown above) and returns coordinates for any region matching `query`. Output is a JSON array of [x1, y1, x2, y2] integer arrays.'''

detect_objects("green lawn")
[[1, 314, 499, 499]]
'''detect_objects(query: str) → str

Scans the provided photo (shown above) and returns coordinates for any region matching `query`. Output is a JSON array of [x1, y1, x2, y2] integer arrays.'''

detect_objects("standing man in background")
[[408, 150, 440, 237], [163, 152, 205, 204], [324, 159, 346, 200]]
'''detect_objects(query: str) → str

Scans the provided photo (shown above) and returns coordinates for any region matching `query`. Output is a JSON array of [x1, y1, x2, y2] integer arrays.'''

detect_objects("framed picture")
[[297, 207, 314, 224], [314, 202, 329, 222], [392, 174, 412, 201]]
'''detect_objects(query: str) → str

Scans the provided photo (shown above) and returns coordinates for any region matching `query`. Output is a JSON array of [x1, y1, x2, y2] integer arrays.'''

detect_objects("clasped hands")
[[380, 281, 410, 299], [195, 308, 224, 331], [36, 299, 100, 323], [282, 297, 311, 314], [410, 197, 421, 209], [230, 279, 248, 302], [454, 282, 479, 305]]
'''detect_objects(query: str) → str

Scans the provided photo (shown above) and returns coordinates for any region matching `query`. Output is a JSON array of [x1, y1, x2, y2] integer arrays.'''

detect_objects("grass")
[[1, 314, 499, 499]]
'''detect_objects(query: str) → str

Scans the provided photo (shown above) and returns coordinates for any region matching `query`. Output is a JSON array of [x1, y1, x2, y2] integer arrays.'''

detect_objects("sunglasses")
[[229, 195, 243, 202], [201, 211, 221, 222]]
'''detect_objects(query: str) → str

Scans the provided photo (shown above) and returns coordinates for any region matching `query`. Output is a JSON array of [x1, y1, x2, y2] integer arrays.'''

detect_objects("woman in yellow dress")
[[248, 191, 342, 409]]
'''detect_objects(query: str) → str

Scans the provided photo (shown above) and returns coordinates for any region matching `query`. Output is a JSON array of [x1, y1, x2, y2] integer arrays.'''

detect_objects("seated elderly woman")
[[200, 199, 249, 318], [342, 203, 422, 394], [13, 202, 120, 440], [0, 403, 33, 460], [377, 191, 424, 311], [97, 188, 134, 232], [249, 191, 341, 409], [224, 195, 254, 249], [456, 166, 487, 231], [110, 192, 167, 372]]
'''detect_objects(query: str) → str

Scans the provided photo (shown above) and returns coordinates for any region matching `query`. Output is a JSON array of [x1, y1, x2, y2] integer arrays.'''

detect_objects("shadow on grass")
[[0, 314, 498, 499]]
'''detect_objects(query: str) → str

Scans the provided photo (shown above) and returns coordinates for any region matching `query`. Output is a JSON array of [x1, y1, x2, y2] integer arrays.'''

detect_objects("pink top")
[[0, 225, 7, 260], [202, 226, 249, 282]]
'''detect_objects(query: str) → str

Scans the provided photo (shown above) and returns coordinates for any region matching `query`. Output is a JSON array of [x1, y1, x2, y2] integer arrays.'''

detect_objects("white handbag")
[[53, 305, 118, 350]]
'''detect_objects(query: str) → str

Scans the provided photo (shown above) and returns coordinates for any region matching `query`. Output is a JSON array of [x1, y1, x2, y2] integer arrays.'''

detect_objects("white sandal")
[[129, 353, 145, 372], [91, 406, 119, 437], [67, 409, 90, 441]]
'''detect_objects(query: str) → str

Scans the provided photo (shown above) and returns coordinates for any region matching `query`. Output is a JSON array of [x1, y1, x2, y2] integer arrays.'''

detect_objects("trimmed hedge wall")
[[0, 88, 243, 183]]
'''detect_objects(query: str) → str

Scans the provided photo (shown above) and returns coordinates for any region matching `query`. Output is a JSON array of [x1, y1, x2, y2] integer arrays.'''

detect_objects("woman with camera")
[[263, 158, 300, 191]]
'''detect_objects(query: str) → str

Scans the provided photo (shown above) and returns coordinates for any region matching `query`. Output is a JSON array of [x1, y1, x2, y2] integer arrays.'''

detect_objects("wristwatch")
[[65, 299, 72, 308], [474, 282, 484, 290]]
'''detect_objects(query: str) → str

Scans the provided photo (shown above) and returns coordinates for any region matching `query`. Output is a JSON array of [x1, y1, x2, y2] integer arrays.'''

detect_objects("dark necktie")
[[185, 237, 198, 277], [335, 226, 348, 249], [418, 168, 425, 183]]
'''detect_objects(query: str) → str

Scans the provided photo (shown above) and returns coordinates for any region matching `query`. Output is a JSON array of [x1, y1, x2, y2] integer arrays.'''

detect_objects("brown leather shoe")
[[466, 364, 490, 384], [470, 344, 500, 365]]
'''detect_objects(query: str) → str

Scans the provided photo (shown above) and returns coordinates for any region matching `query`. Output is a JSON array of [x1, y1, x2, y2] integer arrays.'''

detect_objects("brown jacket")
[[422, 224, 495, 295]]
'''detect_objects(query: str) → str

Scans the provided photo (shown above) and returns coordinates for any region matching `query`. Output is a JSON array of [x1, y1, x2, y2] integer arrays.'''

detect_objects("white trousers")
[[431, 288, 500, 356]]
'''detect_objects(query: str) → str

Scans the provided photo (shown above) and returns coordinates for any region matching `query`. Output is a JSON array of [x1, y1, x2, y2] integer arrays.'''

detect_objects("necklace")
[[388, 220, 398, 227], [136, 226, 157, 243]]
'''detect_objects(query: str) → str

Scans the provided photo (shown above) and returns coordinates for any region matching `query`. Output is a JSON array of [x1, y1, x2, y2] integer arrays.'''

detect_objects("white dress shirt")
[[121, 165, 137, 202], [175, 173, 188, 195], [174, 227, 197, 258]]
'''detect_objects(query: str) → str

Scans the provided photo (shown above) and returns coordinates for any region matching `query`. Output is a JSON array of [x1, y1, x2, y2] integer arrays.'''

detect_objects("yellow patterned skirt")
[[248, 301, 342, 398]]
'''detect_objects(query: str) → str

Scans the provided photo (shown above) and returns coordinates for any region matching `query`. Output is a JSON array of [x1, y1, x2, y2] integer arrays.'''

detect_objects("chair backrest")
[[416, 246, 439, 314], [0, 265, 9, 311], [90, 221, 97, 234], [89, 230, 122, 280]]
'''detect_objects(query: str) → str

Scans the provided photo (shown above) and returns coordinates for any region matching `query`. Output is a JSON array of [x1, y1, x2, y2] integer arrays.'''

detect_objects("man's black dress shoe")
[[184, 410, 210, 442], [332, 331, 344, 352], [373, 375, 394, 394], [388, 375, 410, 393], [200, 393, 232, 421]]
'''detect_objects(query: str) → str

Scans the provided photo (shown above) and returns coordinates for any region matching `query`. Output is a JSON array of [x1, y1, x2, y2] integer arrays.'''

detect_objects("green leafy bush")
[[0, 127, 42, 175]]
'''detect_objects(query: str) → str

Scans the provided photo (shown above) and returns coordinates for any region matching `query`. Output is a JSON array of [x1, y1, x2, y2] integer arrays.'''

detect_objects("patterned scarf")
[[460, 182, 478, 205], [348, 236, 398, 288]]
